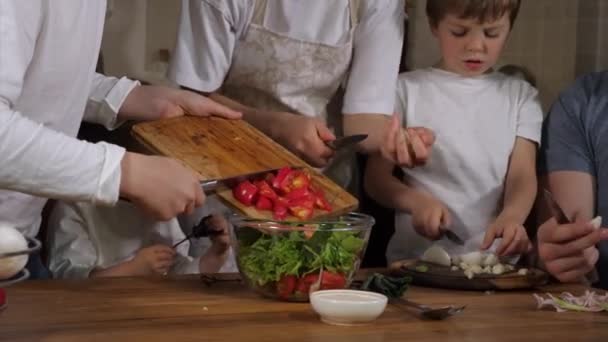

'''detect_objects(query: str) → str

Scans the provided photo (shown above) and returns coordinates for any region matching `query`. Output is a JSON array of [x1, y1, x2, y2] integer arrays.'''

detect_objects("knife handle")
[[201, 180, 219, 192]]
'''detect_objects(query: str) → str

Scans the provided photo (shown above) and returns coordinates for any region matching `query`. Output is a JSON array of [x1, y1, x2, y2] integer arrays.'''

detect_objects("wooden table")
[[1, 274, 607, 342]]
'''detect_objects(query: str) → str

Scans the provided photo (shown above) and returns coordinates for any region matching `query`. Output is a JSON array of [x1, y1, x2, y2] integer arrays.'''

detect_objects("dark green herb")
[[360, 273, 412, 299]]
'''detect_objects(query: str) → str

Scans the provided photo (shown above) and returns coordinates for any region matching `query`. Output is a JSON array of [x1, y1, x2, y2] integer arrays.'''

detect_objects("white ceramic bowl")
[[310, 289, 388, 326]]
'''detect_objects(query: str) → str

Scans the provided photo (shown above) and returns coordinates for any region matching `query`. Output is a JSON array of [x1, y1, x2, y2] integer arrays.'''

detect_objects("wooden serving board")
[[389, 259, 549, 291], [131, 116, 358, 220]]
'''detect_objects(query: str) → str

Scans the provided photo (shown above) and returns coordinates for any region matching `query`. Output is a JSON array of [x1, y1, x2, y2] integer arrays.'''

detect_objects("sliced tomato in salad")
[[277, 275, 297, 299], [319, 271, 346, 290], [295, 271, 346, 295]]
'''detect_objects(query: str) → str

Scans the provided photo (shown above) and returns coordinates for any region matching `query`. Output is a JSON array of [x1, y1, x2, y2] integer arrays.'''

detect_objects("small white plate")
[[310, 289, 388, 326]]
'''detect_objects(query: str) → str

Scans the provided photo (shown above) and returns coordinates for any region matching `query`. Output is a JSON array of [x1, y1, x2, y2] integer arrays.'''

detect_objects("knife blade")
[[441, 229, 465, 246], [325, 134, 368, 151], [200, 167, 286, 192]]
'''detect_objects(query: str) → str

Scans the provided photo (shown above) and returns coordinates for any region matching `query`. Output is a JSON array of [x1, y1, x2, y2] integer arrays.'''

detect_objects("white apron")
[[220, 0, 360, 189]]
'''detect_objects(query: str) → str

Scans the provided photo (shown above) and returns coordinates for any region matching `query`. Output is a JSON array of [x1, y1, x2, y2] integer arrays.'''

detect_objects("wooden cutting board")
[[389, 259, 549, 291], [131, 116, 358, 220]]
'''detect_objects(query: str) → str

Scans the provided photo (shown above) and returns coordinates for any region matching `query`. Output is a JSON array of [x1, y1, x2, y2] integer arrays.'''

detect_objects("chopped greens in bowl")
[[230, 213, 374, 302]]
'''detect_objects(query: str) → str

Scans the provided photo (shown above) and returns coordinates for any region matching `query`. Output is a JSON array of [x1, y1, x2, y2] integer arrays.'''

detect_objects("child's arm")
[[482, 137, 537, 255], [364, 153, 451, 240], [91, 245, 176, 278]]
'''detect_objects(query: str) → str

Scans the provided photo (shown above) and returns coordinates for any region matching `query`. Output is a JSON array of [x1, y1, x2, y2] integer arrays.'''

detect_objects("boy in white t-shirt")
[[47, 201, 237, 278], [365, 0, 543, 262]]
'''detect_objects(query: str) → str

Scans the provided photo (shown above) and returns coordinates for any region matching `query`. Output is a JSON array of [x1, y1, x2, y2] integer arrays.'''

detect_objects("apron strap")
[[252, 0, 268, 26], [349, 0, 361, 27]]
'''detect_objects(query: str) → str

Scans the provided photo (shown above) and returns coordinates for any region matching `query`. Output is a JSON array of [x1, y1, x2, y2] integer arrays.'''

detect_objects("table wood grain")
[[1, 274, 606, 342]]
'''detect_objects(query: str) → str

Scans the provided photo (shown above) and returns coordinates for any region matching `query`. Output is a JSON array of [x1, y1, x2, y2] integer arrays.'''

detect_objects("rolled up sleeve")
[[343, 0, 405, 115]]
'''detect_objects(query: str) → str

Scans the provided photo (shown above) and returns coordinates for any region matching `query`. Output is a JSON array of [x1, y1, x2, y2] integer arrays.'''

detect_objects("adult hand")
[[119, 152, 204, 221], [537, 217, 608, 283], [380, 114, 435, 168], [273, 113, 335, 167], [119, 85, 242, 121]]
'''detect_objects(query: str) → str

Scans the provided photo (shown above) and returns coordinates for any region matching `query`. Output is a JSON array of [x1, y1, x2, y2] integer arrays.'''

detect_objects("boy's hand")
[[133, 244, 176, 275], [272, 113, 335, 168], [198, 214, 231, 273], [381, 114, 435, 168], [205, 214, 231, 254], [410, 193, 451, 240], [481, 216, 531, 256]]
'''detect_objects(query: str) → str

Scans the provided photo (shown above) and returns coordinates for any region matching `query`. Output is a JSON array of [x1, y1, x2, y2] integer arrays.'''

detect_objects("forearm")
[[0, 108, 124, 204], [343, 114, 390, 154], [90, 260, 145, 278], [87, 73, 139, 126], [208, 93, 284, 139], [364, 154, 423, 212], [500, 171, 537, 224]]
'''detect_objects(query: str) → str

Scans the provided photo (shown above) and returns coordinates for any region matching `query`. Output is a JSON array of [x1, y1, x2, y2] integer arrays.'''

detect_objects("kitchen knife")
[[201, 167, 286, 192], [325, 134, 368, 151], [441, 229, 465, 246]]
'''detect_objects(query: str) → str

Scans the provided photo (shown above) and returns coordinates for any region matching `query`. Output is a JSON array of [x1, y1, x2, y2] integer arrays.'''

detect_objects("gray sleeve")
[[46, 203, 98, 279], [539, 78, 595, 176]]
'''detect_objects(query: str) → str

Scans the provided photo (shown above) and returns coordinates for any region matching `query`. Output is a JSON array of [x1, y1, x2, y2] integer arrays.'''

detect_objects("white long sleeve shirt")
[[0, 1, 138, 237]]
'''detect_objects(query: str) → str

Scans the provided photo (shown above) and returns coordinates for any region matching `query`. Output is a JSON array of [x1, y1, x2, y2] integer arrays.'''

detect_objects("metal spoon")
[[393, 298, 466, 320]]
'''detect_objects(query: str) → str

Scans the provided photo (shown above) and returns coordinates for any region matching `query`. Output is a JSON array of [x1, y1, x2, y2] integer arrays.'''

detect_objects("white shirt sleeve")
[[85, 73, 140, 130], [342, 0, 405, 115], [168, 0, 250, 92], [47, 202, 98, 279], [0, 3, 125, 205], [515, 82, 543, 144]]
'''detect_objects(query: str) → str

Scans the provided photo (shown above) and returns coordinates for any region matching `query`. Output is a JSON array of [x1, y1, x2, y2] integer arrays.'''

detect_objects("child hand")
[[198, 214, 231, 273], [133, 244, 176, 275], [481, 217, 532, 256], [381, 114, 435, 168], [273, 113, 335, 168], [205, 214, 231, 254], [410, 193, 451, 240]]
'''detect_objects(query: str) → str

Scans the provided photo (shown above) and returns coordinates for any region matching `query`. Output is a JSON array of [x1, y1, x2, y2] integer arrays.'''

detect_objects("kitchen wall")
[[101, 0, 180, 85], [576, 0, 608, 75], [102, 0, 608, 109]]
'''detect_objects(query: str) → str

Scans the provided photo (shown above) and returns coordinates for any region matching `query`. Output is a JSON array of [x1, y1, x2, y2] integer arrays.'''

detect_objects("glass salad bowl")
[[230, 212, 374, 302]]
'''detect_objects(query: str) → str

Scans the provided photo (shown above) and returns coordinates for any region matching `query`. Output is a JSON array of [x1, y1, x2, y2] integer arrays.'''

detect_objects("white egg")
[[0, 223, 28, 280], [420, 245, 452, 267]]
